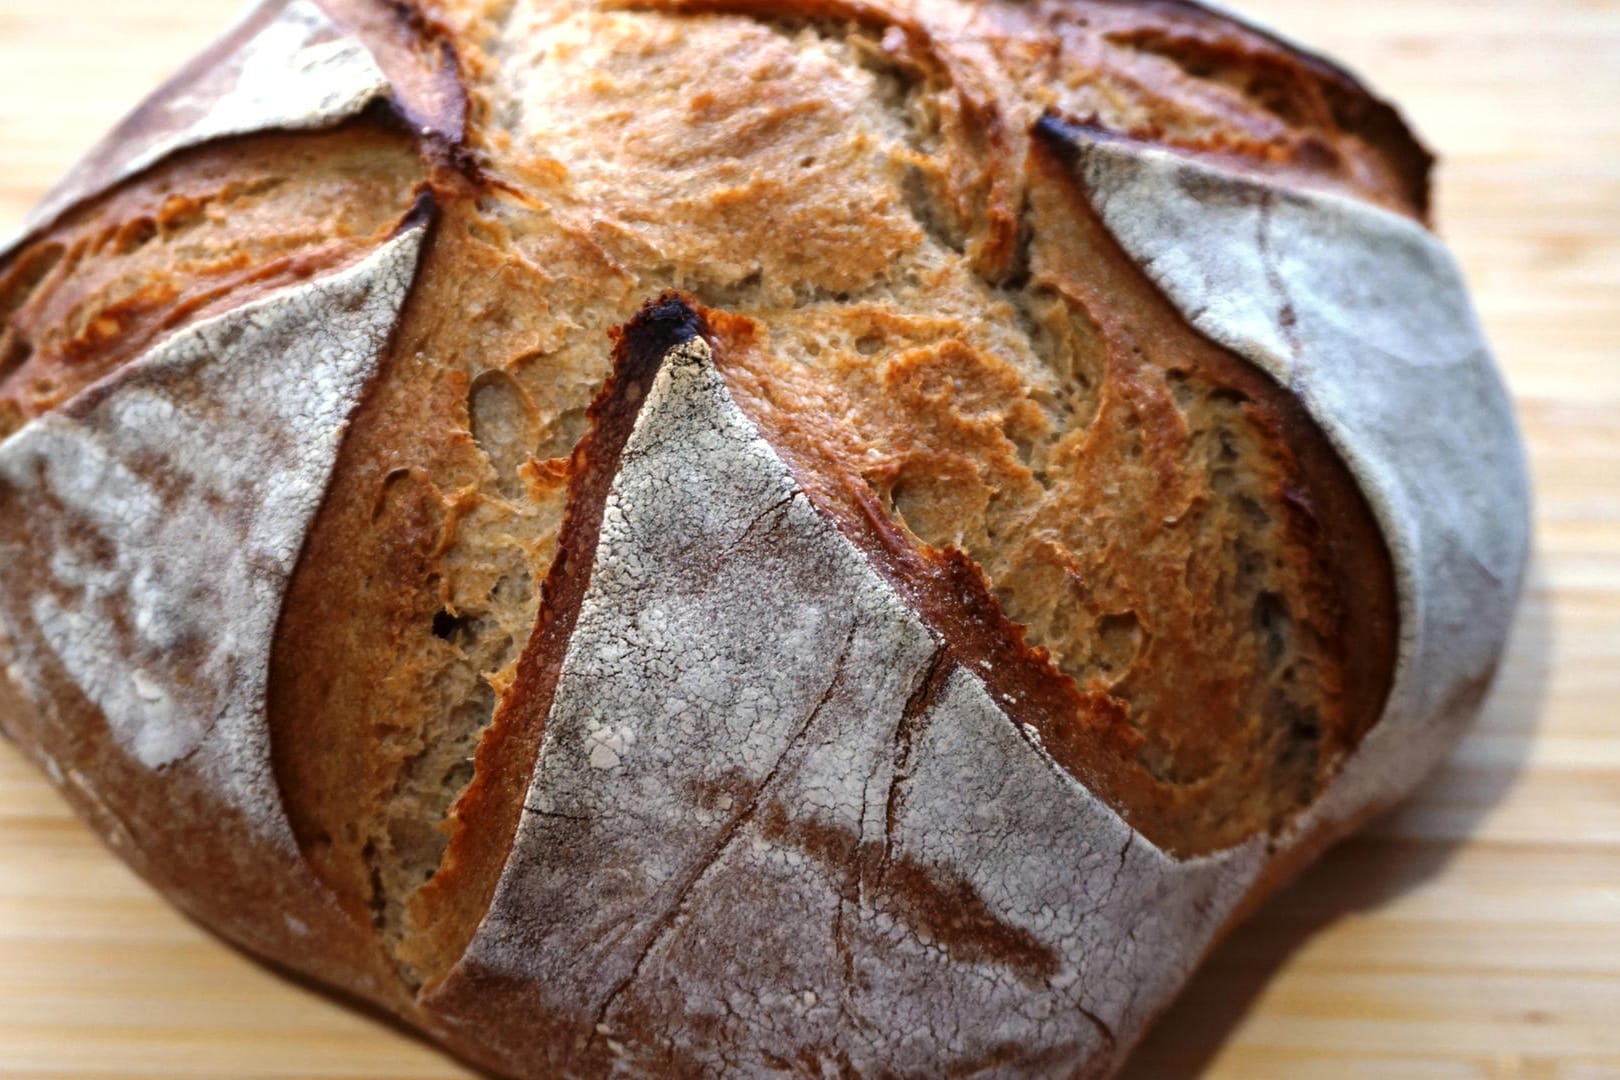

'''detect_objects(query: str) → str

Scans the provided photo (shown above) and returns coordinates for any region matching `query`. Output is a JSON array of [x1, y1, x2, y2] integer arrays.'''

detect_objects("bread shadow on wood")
[[153, 902, 488, 1078], [1120, 557, 1553, 1078]]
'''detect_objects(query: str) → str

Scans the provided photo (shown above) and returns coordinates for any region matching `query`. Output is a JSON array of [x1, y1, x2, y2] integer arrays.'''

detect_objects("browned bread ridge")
[[0, 0, 1529, 1077]]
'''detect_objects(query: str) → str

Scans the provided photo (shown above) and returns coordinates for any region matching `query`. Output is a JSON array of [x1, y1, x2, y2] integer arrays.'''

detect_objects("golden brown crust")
[[267, 190, 563, 975], [1030, 0, 1433, 216], [0, 118, 427, 441], [627, 0, 1430, 218]]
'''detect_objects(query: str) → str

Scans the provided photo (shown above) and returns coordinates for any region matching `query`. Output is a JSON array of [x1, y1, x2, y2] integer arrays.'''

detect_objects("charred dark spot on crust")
[[395, 187, 441, 238], [1035, 112, 1116, 160], [617, 292, 710, 376]]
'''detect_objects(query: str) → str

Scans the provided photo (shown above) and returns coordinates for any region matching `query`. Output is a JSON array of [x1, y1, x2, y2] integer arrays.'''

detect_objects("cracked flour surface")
[[1065, 129, 1530, 841], [0, 224, 426, 837], [433, 335, 1263, 1077]]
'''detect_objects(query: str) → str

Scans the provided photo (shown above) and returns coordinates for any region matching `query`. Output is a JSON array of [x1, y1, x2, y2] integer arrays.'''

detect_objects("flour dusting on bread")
[[0, 223, 426, 825]]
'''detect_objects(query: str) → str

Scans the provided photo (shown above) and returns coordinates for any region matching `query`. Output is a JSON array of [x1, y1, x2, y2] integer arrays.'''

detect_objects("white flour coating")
[[1064, 131, 1531, 837], [433, 336, 1265, 1076], [2, 0, 391, 256], [0, 224, 426, 835]]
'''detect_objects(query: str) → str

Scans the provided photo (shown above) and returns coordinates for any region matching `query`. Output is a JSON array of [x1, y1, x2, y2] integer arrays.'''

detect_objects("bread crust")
[[0, 216, 433, 1015], [0, 0, 1528, 1077]]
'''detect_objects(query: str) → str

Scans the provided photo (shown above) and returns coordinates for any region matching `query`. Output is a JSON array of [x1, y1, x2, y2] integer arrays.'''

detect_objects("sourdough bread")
[[0, 1, 1529, 1075]]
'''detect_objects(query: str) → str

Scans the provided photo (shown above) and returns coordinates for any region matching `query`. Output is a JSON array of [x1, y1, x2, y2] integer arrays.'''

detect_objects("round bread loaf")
[[0, 0, 1530, 1076]]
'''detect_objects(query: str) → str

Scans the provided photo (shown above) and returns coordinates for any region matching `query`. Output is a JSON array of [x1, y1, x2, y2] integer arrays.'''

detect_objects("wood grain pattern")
[[1, 1, 1616, 1077]]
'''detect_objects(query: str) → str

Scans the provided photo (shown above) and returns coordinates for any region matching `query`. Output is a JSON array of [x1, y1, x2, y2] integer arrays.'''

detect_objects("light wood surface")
[[1, 1, 1616, 1077]]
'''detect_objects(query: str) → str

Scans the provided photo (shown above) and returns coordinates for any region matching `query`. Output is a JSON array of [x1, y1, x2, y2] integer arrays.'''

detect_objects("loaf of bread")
[[0, 0, 1530, 1075]]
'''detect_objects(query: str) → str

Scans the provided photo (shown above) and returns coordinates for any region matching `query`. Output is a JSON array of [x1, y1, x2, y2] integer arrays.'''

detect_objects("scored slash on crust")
[[426, 293, 1263, 1077]]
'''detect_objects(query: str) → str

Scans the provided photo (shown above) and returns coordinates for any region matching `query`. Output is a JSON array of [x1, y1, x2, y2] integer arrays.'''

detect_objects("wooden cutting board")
[[1, 1, 1616, 1077]]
